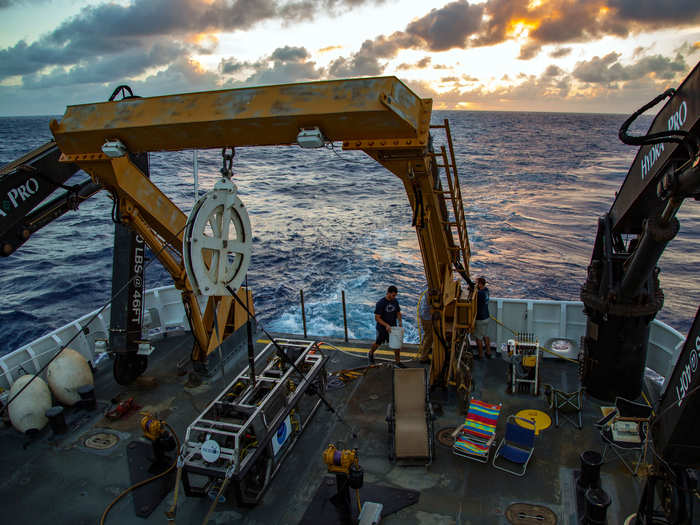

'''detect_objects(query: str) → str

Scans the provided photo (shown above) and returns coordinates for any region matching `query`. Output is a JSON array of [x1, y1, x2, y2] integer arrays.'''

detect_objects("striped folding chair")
[[452, 398, 502, 463]]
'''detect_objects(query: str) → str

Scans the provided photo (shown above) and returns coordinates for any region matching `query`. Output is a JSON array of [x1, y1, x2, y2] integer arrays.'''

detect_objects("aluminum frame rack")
[[181, 338, 327, 505]]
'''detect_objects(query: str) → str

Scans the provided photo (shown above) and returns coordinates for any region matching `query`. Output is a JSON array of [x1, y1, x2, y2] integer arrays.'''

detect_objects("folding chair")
[[596, 397, 652, 476], [452, 398, 502, 463], [386, 367, 434, 464], [492, 415, 536, 476], [545, 384, 584, 429]]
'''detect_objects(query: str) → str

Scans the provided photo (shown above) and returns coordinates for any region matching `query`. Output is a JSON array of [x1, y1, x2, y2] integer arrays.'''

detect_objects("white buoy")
[[46, 348, 94, 406], [8, 375, 52, 433]]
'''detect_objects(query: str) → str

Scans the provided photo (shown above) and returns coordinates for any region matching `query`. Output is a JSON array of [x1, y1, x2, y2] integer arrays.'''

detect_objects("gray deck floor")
[[0, 331, 649, 524]]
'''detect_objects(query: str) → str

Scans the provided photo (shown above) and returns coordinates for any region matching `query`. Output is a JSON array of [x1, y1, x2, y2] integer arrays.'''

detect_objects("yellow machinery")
[[322, 444, 364, 516], [323, 443, 360, 474], [140, 412, 165, 441], [48, 77, 476, 385]]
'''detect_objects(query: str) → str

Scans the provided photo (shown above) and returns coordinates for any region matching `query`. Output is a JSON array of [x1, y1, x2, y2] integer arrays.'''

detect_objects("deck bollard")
[[300, 289, 307, 338], [78, 384, 97, 411], [584, 487, 611, 524], [341, 290, 349, 343], [45, 406, 67, 434], [579, 450, 603, 489]]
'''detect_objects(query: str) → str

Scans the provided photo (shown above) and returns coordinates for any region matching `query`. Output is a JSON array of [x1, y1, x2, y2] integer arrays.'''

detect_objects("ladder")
[[430, 119, 470, 276], [430, 119, 475, 382]]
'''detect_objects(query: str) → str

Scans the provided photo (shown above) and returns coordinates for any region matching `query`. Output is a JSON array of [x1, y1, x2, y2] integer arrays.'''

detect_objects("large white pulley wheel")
[[183, 177, 252, 296]]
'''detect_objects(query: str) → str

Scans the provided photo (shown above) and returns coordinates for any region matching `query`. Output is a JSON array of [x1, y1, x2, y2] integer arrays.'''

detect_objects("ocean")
[[1, 110, 698, 355]]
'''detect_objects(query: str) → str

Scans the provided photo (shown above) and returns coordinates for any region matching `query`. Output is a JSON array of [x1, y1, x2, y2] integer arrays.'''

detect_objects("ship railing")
[[0, 286, 686, 397]]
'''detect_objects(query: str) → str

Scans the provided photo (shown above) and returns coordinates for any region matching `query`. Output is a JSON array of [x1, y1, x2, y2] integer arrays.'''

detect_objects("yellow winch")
[[140, 412, 165, 441], [323, 443, 359, 474]]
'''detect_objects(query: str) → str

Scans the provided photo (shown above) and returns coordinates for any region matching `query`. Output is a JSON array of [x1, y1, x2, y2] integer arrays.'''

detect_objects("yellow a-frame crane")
[[9, 77, 476, 386]]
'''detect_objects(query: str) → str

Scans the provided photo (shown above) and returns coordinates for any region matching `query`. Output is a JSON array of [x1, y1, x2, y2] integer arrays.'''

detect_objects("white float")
[[8, 375, 52, 433], [46, 348, 94, 405]]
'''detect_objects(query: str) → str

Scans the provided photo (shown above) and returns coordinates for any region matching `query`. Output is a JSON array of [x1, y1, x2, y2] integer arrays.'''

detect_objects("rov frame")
[[181, 338, 327, 505]]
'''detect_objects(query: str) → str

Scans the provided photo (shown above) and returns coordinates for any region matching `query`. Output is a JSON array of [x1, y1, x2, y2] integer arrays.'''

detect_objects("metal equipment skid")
[[181, 339, 327, 505], [507, 334, 540, 396]]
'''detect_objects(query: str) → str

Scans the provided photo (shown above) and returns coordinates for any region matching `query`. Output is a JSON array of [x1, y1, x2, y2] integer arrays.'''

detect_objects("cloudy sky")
[[1, 0, 699, 116]]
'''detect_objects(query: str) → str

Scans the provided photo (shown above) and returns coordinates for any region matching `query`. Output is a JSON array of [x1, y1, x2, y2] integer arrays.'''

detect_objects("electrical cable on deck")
[[200, 474, 231, 525], [100, 422, 180, 525], [245, 275, 256, 386]]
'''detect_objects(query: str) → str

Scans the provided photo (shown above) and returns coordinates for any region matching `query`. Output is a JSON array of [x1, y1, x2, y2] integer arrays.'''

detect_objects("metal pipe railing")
[[341, 291, 349, 342], [300, 290, 307, 338], [298, 289, 350, 340]]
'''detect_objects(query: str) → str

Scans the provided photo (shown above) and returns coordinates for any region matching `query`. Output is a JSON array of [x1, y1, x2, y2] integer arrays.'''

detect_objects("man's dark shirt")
[[476, 287, 490, 320], [375, 297, 400, 328]]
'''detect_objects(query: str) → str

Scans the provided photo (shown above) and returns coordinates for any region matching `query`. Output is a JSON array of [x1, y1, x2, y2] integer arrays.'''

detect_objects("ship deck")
[[0, 330, 651, 524]]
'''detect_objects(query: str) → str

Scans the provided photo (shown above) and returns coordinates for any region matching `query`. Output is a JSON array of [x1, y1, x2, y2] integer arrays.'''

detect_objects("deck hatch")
[[505, 503, 557, 524], [83, 432, 119, 450]]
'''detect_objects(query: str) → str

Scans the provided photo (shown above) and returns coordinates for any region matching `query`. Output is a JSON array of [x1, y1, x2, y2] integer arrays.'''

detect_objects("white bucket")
[[389, 326, 404, 349]]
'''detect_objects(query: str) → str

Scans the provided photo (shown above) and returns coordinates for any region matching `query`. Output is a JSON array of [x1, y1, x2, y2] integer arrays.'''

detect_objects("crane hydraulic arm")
[[0, 141, 100, 256], [633, 305, 700, 525], [45, 77, 475, 385], [580, 62, 700, 402]]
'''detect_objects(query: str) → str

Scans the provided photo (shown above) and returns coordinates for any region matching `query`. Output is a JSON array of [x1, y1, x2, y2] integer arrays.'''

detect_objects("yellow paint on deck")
[[514, 409, 551, 435], [256, 339, 418, 358]]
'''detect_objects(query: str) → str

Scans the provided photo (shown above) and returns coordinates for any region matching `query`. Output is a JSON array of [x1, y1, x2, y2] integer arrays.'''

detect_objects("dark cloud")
[[544, 64, 564, 77], [22, 42, 183, 89], [0, 0, 387, 81], [396, 56, 432, 70], [518, 42, 541, 60], [440, 76, 459, 82], [549, 47, 572, 59], [328, 36, 402, 77], [219, 46, 324, 86], [610, 0, 700, 25], [341, 0, 700, 67], [0, 56, 219, 115], [270, 46, 309, 62], [404, 0, 484, 51], [328, 1, 483, 76], [220, 58, 247, 75], [328, 53, 383, 77], [573, 52, 687, 84]]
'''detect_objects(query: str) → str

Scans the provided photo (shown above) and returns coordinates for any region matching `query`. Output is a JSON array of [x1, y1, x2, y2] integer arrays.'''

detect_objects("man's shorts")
[[474, 318, 490, 339], [375, 326, 390, 346]]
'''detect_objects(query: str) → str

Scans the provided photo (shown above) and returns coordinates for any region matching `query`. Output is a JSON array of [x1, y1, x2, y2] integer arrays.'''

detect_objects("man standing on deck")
[[474, 277, 492, 359], [418, 288, 435, 364], [368, 285, 403, 367]]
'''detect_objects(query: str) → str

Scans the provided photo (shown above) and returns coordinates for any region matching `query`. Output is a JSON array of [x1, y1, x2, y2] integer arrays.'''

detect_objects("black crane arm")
[[0, 141, 96, 256], [609, 62, 700, 234], [580, 61, 700, 402], [632, 307, 700, 525], [652, 305, 700, 468]]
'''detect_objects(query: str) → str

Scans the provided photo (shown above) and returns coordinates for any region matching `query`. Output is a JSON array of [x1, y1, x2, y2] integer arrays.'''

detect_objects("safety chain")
[[221, 147, 235, 179]]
